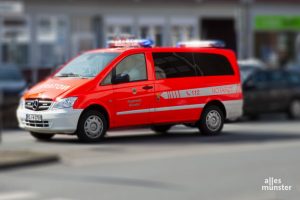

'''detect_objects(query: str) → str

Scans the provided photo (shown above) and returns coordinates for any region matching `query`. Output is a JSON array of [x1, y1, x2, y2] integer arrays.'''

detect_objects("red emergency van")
[[17, 39, 243, 142]]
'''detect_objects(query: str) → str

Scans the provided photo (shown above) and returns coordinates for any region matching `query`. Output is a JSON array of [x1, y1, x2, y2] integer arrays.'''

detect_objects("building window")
[[106, 25, 133, 40], [139, 26, 163, 46], [171, 25, 194, 46], [255, 32, 298, 68], [2, 18, 30, 67], [254, 15, 300, 69], [37, 16, 68, 68]]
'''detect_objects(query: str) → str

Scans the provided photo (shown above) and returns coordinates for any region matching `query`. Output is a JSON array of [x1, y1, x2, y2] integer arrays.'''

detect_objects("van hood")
[[23, 77, 91, 100]]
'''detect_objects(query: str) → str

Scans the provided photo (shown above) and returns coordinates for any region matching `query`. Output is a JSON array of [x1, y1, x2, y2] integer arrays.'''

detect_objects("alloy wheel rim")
[[206, 110, 222, 132], [84, 115, 104, 139]]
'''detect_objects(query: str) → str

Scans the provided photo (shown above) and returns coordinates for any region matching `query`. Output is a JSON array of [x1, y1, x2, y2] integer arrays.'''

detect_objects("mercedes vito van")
[[17, 39, 243, 142]]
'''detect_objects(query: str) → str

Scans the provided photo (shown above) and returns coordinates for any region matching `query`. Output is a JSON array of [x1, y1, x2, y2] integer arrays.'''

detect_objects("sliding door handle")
[[142, 85, 153, 90]]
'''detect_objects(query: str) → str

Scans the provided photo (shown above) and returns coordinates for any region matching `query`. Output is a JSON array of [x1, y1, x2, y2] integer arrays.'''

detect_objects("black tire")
[[198, 105, 224, 136], [150, 125, 172, 134], [287, 99, 300, 119], [76, 110, 108, 143], [30, 132, 55, 141]]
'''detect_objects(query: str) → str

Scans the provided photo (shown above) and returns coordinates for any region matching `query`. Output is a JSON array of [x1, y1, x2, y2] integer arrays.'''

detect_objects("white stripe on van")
[[117, 104, 205, 115], [116, 99, 243, 116], [161, 84, 241, 99]]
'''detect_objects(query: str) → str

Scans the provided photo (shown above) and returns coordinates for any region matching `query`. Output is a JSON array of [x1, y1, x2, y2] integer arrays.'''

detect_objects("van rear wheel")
[[76, 110, 107, 143], [30, 132, 55, 141], [198, 105, 224, 136]]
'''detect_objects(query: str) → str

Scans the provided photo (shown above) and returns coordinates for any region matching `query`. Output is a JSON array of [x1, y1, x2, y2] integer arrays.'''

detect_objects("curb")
[[0, 151, 60, 171]]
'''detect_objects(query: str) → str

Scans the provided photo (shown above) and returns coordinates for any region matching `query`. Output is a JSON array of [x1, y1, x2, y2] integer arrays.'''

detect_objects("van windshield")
[[55, 52, 119, 78]]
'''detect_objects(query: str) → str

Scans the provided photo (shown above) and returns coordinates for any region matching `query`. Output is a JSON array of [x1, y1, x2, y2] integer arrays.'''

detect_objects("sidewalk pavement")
[[0, 150, 59, 170]]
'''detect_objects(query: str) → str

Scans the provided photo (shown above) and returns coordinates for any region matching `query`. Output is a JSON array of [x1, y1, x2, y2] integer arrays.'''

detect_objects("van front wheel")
[[198, 105, 224, 136], [76, 110, 107, 143]]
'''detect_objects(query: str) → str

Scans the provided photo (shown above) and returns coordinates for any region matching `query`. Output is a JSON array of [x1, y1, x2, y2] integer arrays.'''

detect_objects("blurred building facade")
[[2, 0, 300, 82]]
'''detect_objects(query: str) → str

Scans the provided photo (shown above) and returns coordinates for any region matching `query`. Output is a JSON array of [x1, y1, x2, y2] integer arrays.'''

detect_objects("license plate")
[[26, 114, 42, 122]]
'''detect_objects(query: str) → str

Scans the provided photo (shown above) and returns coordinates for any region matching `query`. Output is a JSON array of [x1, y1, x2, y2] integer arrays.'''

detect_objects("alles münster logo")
[[262, 177, 292, 191]]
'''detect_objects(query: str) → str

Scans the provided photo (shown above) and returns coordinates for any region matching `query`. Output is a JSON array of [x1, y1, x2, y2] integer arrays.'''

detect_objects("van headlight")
[[52, 97, 78, 110]]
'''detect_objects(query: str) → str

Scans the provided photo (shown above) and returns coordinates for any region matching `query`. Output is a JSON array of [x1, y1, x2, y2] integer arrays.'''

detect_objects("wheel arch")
[[202, 100, 226, 119], [80, 104, 111, 128]]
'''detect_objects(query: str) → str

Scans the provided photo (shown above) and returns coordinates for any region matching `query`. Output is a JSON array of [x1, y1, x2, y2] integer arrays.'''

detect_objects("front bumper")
[[17, 107, 83, 134]]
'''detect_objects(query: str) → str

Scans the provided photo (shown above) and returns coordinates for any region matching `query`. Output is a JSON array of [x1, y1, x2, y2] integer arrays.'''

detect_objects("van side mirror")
[[112, 73, 130, 84]]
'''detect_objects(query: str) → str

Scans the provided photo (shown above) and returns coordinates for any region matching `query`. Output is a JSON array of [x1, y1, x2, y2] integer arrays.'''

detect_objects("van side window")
[[152, 52, 198, 79], [101, 53, 147, 85], [195, 53, 234, 76], [101, 71, 112, 86], [115, 54, 147, 82], [152, 52, 234, 80]]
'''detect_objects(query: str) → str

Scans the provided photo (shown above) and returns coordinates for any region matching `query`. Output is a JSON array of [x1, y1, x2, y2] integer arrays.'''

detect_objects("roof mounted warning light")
[[176, 40, 225, 48], [107, 39, 154, 48]]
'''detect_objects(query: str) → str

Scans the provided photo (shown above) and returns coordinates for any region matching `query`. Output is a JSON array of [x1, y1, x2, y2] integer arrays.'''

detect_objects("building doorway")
[[201, 18, 236, 52]]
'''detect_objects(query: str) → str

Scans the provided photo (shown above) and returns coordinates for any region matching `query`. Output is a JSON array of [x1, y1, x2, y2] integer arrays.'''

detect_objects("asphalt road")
[[0, 117, 300, 200]]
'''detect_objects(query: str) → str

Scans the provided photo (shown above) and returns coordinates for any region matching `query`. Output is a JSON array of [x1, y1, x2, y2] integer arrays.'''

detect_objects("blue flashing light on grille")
[[177, 40, 225, 48], [107, 39, 154, 48]]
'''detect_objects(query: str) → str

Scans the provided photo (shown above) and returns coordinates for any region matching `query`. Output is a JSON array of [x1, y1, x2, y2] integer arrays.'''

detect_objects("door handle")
[[142, 85, 153, 90]]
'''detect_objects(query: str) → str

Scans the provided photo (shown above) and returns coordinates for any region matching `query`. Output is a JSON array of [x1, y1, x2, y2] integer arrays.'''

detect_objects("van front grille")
[[25, 99, 52, 111]]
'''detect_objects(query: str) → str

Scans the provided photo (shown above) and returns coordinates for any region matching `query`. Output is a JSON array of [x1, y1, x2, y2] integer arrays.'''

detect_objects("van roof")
[[86, 47, 233, 54]]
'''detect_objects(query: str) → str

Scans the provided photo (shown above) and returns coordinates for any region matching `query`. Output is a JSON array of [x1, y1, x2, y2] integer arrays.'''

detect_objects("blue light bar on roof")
[[177, 40, 225, 48], [107, 39, 154, 48]]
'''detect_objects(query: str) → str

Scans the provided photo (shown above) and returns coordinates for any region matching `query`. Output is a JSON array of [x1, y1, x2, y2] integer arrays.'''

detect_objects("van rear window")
[[195, 53, 234, 76], [152, 52, 234, 80]]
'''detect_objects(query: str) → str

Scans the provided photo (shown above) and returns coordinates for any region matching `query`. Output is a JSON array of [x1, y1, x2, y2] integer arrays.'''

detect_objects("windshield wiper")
[[56, 73, 83, 78]]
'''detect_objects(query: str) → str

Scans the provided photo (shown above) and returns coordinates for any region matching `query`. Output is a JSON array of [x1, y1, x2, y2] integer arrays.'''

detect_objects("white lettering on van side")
[[36, 83, 71, 91], [160, 84, 241, 99]]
